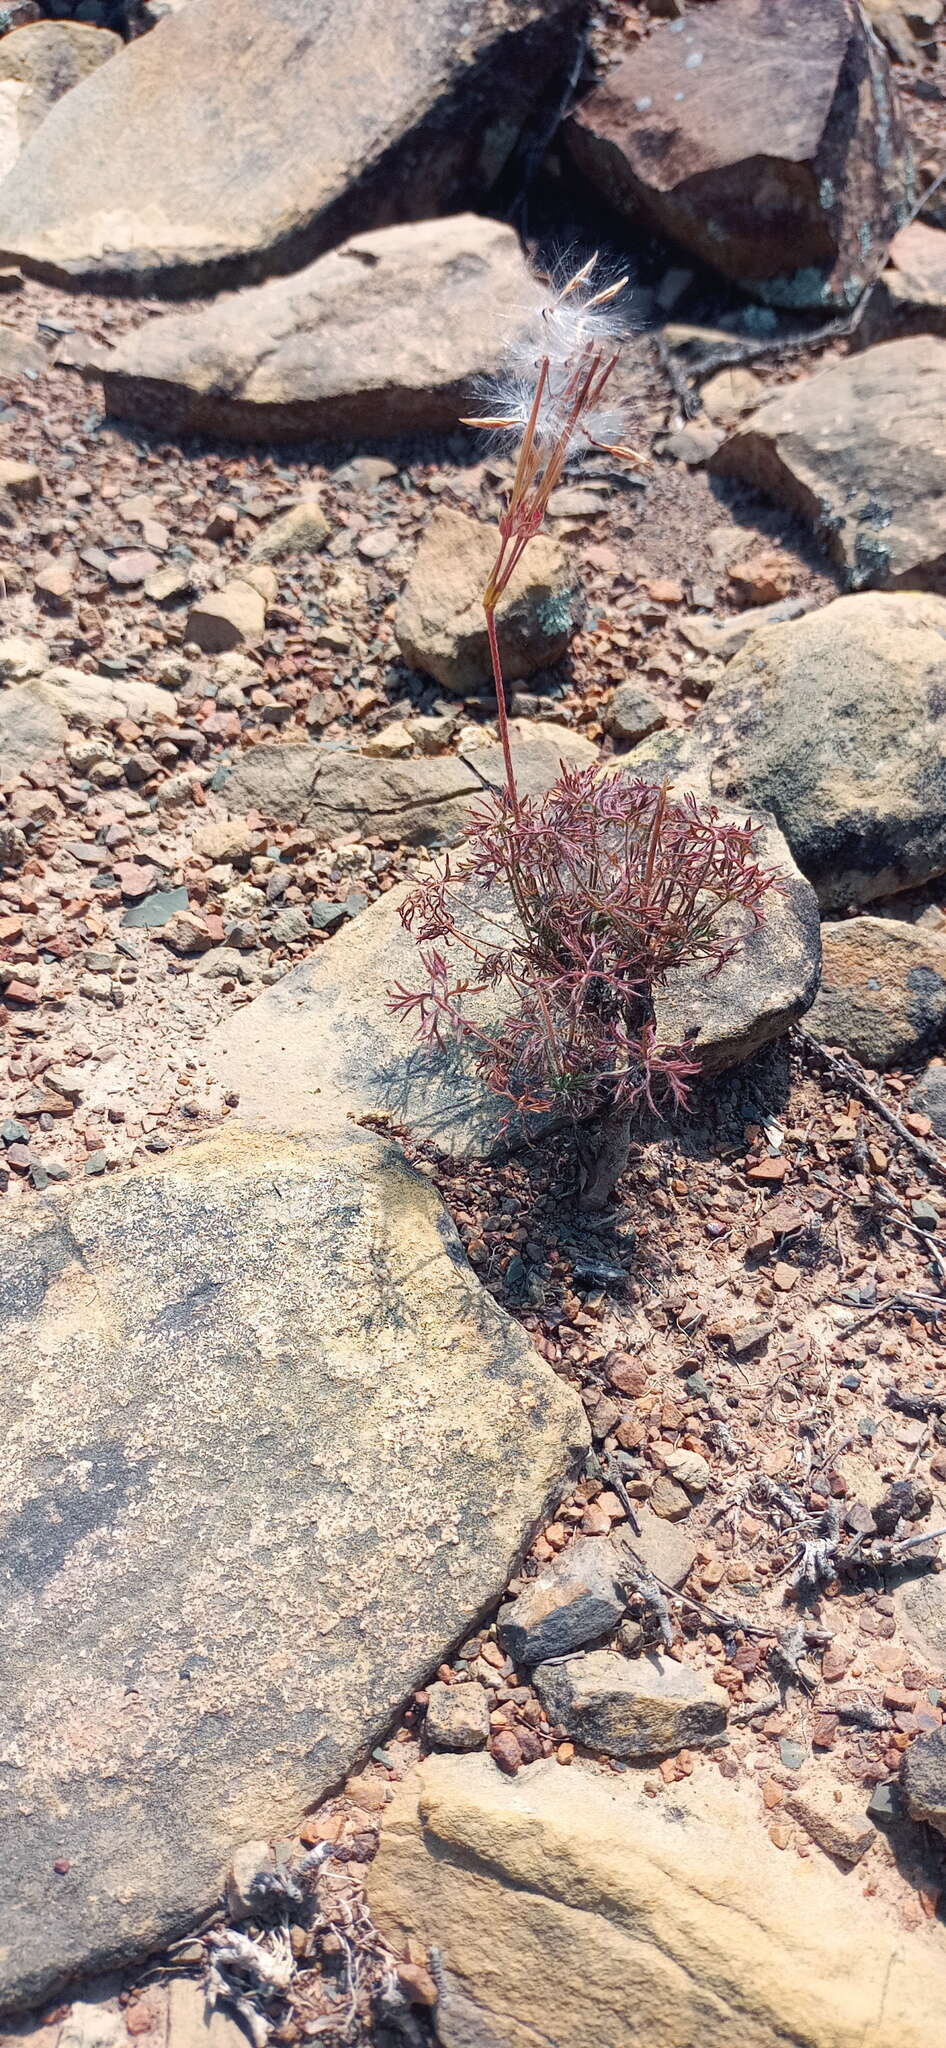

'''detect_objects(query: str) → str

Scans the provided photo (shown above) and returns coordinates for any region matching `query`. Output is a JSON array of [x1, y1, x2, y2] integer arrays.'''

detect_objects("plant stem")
[[485, 603, 520, 818]]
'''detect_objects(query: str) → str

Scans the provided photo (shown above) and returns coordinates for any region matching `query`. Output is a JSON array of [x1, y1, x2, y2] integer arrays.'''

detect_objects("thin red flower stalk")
[[461, 255, 649, 812], [391, 255, 777, 1197]]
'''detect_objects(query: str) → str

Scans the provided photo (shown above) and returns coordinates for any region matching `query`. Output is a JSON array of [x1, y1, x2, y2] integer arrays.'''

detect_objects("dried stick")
[[795, 1027, 946, 1188]]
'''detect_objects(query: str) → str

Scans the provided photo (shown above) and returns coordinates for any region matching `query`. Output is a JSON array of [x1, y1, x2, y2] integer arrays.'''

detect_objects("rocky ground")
[[5, 0, 946, 2044]]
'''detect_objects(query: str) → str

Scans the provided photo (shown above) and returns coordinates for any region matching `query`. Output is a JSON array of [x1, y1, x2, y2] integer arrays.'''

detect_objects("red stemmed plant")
[[390, 256, 778, 1207]]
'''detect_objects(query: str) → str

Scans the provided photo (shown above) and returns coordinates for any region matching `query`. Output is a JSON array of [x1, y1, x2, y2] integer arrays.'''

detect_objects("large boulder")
[[0, 21, 119, 181], [217, 719, 598, 845], [0, 0, 583, 295], [207, 787, 818, 1159], [565, 0, 910, 310], [807, 915, 946, 1066], [368, 1754, 946, 2048], [633, 593, 946, 910], [91, 216, 543, 443], [0, 1130, 586, 2014], [710, 338, 946, 588], [396, 506, 578, 694]]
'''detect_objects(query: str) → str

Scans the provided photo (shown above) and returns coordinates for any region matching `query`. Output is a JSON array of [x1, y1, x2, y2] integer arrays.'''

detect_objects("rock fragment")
[[248, 499, 331, 562], [395, 506, 578, 694], [497, 1538, 625, 1666], [425, 1681, 490, 1752], [532, 1648, 728, 1758], [807, 916, 946, 1066], [185, 580, 266, 652], [901, 1724, 946, 1837]]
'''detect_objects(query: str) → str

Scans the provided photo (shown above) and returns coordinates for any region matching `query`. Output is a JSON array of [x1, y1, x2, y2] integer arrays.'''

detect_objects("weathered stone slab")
[[710, 338, 946, 588], [218, 720, 598, 845], [0, 0, 582, 295], [0, 666, 177, 781], [368, 1754, 946, 2048], [0, 1129, 586, 2014], [807, 915, 946, 1066], [0, 22, 119, 182], [565, 0, 910, 309], [632, 592, 946, 910], [93, 216, 544, 443]]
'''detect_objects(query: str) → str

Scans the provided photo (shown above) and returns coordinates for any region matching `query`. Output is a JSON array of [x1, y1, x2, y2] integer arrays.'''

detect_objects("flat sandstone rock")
[[0, 1130, 586, 2013], [368, 1754, 946, 2048], [92, 216, 544, 443], [710, 337, 946, 588], [0, 0, 581, 293]]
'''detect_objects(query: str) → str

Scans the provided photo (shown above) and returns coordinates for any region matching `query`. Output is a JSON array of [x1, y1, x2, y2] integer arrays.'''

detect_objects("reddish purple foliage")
[[390, 767, 779, 1129]]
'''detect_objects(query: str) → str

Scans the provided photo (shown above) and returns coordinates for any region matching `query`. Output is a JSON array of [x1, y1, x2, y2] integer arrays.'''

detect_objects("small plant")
[[390, 256, 777, 1208]]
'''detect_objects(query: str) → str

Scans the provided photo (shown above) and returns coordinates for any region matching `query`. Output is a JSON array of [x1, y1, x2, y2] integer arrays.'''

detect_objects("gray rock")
[[206, 785, 818, 1162], [185, 580, 265, 652], [0, 1128, 586, 2012], [497, 1538, 625, 1666], [425, 1681, 490, 1752], [604, 682, 666, 746], [633, 592, 946, 910], [0, 680, 65, 781], [94, 216, 544, 443], [0, 0, 581, 294], [909, 1062, 946, 1136], [268, 905, 312, 947], [395, 506, 578, 695], [711, 339, 946, 590], [248, 500, 330, 562], [622, 1507, 697, 1591], [0, 326, 46, 376], [894, 1568, 946, 1669], [532, 1649, 728, 1759], [901, 1724, 946, 1837], [565, 0, 909, 309], [677, 596, 815, 663], [122, 885, 189, 929], [807, 916, 946, 1066], [0, 21, 119, 180], [219, 720, 598, 846], [659, 420, 727, 466]]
